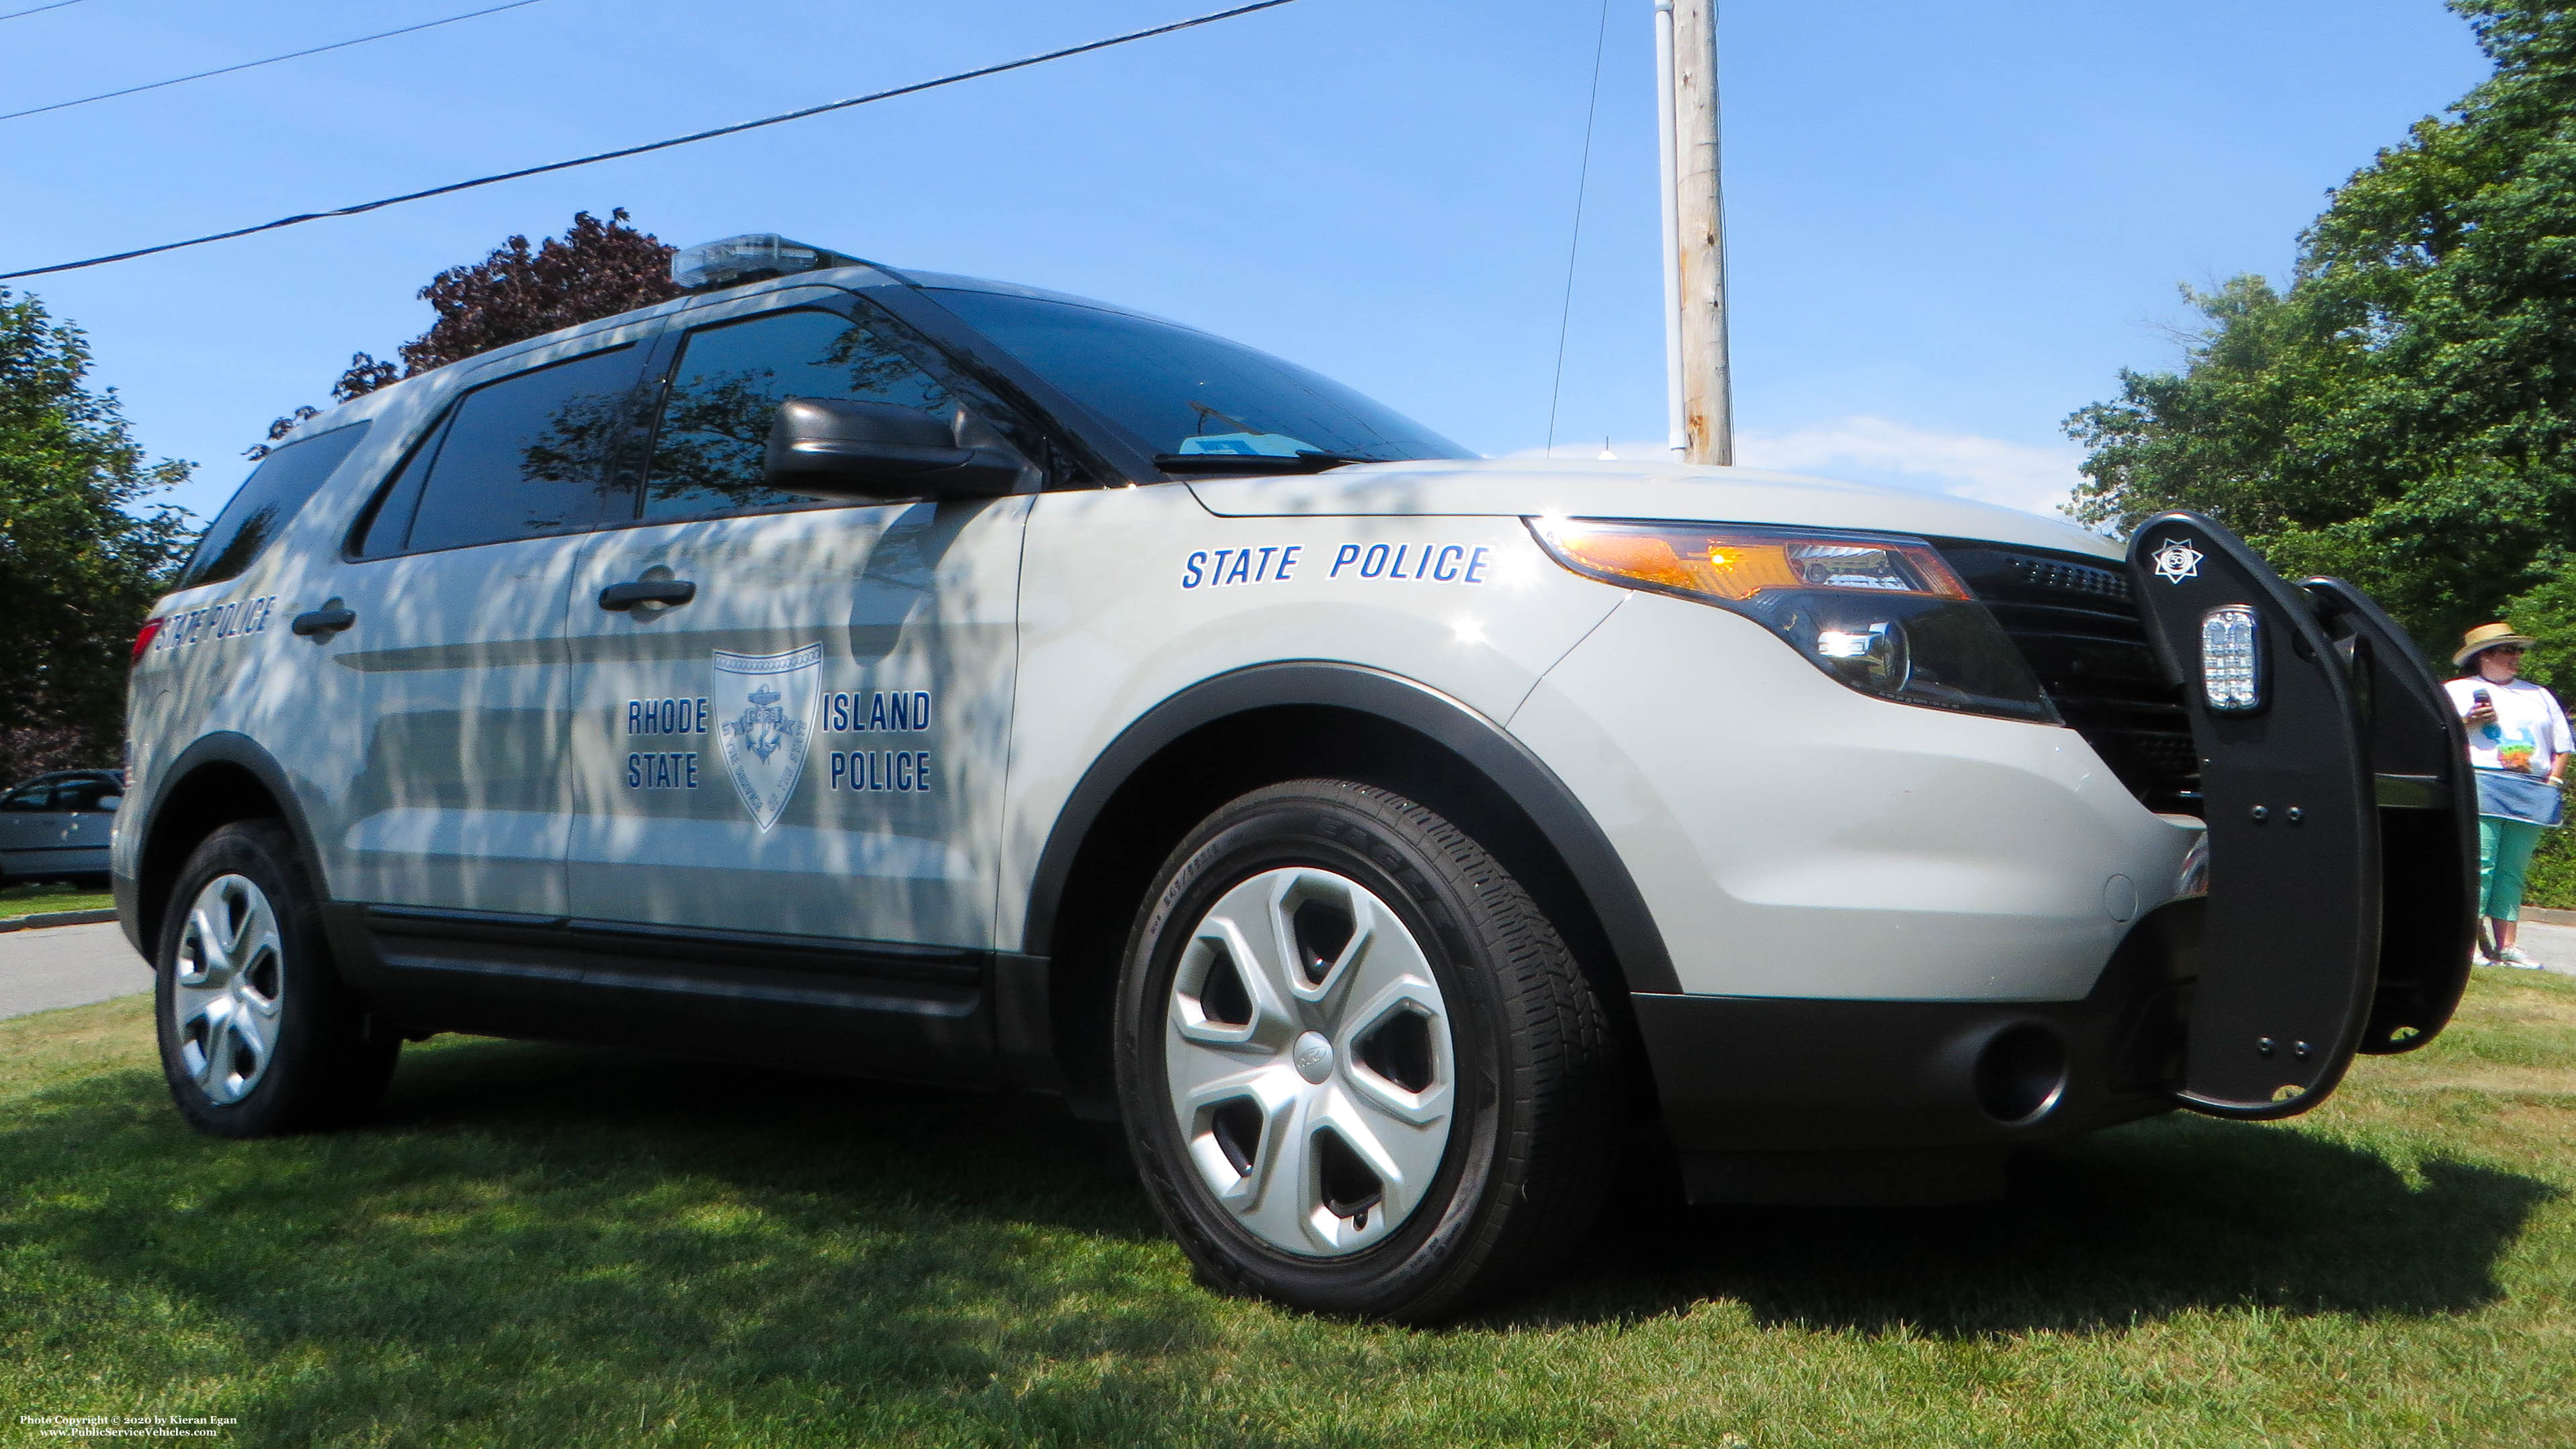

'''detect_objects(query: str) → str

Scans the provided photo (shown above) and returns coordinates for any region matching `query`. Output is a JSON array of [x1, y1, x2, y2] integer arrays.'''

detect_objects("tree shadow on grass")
[[374, 1034, 1160, 1239], [0, 1038, 1259, 1446], [1504, 1114, 2561, 1336], [4, 1034, 2561, 1443]]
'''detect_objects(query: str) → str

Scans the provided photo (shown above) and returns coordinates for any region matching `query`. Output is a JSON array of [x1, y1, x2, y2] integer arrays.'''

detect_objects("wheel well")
[[1041, 704, 1654, 1116], [138, 762, 285, 954]]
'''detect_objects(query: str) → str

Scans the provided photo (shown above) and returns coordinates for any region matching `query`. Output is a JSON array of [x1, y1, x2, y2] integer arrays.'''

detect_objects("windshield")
[[925, 288, 1465, 467]]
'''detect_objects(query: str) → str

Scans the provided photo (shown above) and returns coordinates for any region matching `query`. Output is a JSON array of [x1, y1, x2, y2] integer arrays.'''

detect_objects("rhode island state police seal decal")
[[713, 644, 822, 831]]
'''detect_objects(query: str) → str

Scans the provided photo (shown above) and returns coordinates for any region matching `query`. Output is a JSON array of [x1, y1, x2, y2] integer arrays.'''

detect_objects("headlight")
[[1527, 517, 2059, 723]]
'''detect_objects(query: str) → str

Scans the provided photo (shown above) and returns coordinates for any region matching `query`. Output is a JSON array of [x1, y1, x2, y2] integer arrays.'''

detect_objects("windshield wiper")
[[1152, 451, 1379, 476]]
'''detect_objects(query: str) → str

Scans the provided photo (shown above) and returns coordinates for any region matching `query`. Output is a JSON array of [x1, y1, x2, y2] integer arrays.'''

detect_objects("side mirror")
[[763, 397, 1033, 502], [97, 795, 122, 814]]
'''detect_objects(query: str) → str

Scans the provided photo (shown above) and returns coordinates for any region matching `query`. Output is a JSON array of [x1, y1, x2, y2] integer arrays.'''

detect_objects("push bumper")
[[2123, 513, 2475, 1114], [1637, 513, 2474, 1198]]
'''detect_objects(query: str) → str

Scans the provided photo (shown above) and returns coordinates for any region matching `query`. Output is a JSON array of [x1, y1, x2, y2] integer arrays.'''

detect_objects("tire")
[[153, 820, 398, 1137], [1115, 779, 1617, 1320]]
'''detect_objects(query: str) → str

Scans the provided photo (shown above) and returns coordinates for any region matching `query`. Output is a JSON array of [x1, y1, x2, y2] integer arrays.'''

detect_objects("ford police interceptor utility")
[[120, 233, 2477, 1319]]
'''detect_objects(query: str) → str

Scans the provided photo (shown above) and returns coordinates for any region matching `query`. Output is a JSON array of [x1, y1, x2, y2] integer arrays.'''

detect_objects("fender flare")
[[129, 732, 334, 952], [1020, 662, 1680, 994]]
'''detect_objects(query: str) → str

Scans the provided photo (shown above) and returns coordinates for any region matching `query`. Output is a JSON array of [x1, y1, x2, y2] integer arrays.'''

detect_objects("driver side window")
[[642, 309, 955, 521]]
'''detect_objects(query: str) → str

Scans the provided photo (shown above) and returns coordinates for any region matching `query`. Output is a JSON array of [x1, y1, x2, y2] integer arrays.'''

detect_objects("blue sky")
[[2, 0, 2493, 525]]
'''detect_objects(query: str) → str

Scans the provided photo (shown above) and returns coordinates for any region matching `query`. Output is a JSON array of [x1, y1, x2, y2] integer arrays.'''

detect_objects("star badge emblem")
[[2149, 538, 2204, 584]]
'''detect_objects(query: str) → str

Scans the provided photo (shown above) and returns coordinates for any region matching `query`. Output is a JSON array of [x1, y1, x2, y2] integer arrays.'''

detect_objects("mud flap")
[[2126, 513, 2383, 1118]]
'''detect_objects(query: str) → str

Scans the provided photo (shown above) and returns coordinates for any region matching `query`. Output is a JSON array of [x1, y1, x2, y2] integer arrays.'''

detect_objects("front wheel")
[[155, 820, 397, 1137], [1115, 780, 1617, 1320]]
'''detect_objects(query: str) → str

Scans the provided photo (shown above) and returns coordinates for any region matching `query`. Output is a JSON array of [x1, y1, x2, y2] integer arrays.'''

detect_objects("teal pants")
[[2479, 815, 2548, 922]]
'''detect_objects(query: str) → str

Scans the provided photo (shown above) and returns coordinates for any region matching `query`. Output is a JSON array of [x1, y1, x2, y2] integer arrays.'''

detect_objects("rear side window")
[[374, 346, 640, 555], [642, 310, 954, 521], [178, 422, 372, 588]]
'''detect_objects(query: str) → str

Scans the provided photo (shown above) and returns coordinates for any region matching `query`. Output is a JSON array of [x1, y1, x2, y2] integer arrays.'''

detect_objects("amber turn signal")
[[1528, 520, 1970, 605]]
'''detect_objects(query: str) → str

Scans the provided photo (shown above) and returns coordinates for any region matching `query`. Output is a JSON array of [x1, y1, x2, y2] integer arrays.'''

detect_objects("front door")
[[0, 777, 102, 881], [560, 299, 1028, 993]]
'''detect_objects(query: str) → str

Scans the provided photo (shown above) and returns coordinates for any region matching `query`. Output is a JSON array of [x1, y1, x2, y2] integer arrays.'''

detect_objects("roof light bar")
[[671, 233, 863, 292]]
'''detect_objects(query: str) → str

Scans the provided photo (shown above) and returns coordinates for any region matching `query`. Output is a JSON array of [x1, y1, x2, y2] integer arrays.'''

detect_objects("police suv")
[[120, 234, 2478, 1319]]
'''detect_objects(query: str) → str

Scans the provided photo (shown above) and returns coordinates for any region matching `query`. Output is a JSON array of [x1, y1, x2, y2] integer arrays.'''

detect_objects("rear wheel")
[[155, 820, 396, 1137], [1115, 779, 1616, 1320]]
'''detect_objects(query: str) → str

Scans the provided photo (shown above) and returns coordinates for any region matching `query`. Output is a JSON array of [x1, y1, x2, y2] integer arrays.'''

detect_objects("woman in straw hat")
[[2444, 623, 2570, 967]]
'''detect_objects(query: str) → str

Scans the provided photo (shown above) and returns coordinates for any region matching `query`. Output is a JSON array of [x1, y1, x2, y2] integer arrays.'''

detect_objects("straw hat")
[[2454, 621, 2538, 668]]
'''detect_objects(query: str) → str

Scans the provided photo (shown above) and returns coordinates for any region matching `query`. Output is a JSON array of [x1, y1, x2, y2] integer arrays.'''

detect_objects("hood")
[[1185, 457, 2118, 560]]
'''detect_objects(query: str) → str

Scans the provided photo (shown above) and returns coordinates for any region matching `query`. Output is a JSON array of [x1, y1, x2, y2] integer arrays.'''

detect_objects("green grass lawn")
[[0, 881, 114, 920], [4, 972, 2573, 1448]]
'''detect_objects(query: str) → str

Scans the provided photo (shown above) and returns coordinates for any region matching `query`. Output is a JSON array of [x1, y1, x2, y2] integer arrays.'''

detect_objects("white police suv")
[[119, 234, 2479, 1319]]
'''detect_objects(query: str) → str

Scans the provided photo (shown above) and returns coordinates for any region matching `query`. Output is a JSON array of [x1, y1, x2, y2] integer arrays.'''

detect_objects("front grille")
[[1934, 539, 2202, 815]]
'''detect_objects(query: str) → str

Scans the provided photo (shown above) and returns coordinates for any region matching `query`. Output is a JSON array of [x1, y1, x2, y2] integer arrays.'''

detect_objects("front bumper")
[[1596, 513, 2476, 1197], [1641, 897, 2197, 1202]]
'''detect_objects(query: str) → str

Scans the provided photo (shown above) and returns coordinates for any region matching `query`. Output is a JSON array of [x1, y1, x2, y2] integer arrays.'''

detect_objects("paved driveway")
[[1, 921, 151, 1020], [2507, 918, 2576, 973]]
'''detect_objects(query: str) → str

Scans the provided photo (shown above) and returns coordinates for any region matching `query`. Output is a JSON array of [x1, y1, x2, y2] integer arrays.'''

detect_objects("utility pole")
[[1658, 0, 1731, 466]]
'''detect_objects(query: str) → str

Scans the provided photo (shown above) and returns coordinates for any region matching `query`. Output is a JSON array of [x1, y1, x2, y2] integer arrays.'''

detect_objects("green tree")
[[0, 289, 195, 780], [2068, 0, 2576, 689]]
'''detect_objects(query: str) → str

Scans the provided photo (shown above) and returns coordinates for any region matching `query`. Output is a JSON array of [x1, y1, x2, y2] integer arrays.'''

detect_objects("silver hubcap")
[[1164, 867, 1456, 1258], [169, 873, 285, 1105]]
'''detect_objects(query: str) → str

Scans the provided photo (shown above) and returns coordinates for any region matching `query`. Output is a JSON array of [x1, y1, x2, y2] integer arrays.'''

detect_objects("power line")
[[1, 0, 550, 125], [0, 0, 1301, 282], [1543, 0, 1613, 459], [0, 0, 89, 20]]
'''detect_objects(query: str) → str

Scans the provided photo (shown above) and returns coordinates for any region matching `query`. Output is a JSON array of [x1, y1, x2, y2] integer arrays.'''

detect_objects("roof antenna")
[[1543, 0, 1614, 461]]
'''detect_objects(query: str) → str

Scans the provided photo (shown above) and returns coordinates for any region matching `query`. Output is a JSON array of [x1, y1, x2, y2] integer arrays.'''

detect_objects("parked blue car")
[[0, 771, 122, 886]]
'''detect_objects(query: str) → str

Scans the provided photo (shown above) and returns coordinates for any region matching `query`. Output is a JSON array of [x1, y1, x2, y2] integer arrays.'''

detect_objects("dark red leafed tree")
[[257, 209, 680, 453], [395, 208, 681, 376]]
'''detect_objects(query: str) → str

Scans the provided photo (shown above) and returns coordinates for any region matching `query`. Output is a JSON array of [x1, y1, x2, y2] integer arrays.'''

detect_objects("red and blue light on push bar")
[[2199, 604, 2264, 713]]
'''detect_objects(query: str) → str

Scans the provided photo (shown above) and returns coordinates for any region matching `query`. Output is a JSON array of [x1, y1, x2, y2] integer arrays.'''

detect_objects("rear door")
[[313, 343, 649, 933], [557, 292, 1031, 1065]]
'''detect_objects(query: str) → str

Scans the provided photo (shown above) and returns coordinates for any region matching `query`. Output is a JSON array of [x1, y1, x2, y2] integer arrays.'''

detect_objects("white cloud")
[[1514, 416, 2086, 520], [1734, 416, 2084, 519]]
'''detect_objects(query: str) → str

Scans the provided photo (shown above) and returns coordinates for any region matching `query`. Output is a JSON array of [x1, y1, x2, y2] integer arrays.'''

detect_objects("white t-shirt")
[[2446, 676, 2573, 775]]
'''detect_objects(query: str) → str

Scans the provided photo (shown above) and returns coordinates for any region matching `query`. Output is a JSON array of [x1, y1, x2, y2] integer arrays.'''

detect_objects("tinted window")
[[395, 346, 639, 554], [928, 289, 1463, 464], [179, 423, 372, 588], [643, 310, 955, 520], [53, 777, 117, 812], [1, 784, 51, 812], [349, 414, 447, 560]]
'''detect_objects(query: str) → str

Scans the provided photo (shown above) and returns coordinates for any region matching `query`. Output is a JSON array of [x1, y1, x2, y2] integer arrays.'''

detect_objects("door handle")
[[598, 579, 697, 611], [290, 607, 356, 637]]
